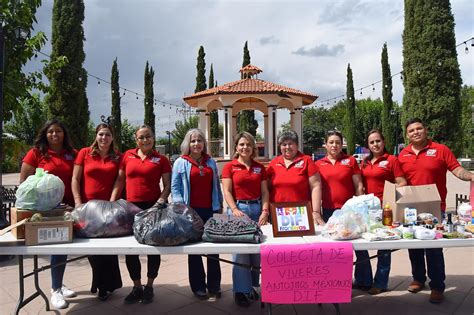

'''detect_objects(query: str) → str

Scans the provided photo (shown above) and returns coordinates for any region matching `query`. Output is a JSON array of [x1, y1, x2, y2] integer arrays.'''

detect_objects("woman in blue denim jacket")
[[171, 128, 223, 300]]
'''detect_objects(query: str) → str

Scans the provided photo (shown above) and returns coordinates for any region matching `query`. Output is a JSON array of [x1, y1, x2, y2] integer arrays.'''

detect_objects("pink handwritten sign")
[[261, 243, 353, 304]]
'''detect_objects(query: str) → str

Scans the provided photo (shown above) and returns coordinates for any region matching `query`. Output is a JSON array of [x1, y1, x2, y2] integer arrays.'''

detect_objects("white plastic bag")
[[15, 168, 65, 211]]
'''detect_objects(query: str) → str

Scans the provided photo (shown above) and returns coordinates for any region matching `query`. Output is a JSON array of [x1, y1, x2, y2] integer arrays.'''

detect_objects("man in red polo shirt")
[[398, 118, 473, 304]]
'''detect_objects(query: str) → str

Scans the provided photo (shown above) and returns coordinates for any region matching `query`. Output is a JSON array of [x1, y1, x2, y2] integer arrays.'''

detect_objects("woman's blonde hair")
[[233, 131, 258, 160], [180, 128, 208, 156]]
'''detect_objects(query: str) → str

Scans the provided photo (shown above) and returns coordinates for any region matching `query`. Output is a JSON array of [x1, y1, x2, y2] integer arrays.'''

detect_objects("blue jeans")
[[189, 207, 221, 293], [408, 248, 445, 292], [230, 201, 261, 293], [51, 255, 68, 290], [354, 250, 391, 289]]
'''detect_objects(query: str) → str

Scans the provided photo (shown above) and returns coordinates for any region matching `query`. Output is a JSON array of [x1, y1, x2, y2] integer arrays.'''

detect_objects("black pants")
[[126, 200, 161, 282], [89, 255, 122, 293], [188, 207, 221, 293]]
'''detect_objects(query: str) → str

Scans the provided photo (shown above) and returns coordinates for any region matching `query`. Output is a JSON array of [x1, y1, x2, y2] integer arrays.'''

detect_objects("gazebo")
[[183, 65, 318, 159]]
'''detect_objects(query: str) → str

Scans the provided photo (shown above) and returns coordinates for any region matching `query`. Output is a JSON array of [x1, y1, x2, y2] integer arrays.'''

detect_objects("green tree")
[[172, 116, 199, 149], [5, 94, 48, 145], [209, 64, 219, 139], [110, 58, 122, 150], [144, 61, 155, 134], [47, 0, 90, 148], [355, 98, 384, 146], [460, 85, 473, 157], [121, 119, 138, 151], [1, 0, 47, 121], [238, 41, 258, 136], [402, 0, 462, 155], [344, 64, 356, 154], [381, 43, 396, 153], [195, 46, 207, 93]]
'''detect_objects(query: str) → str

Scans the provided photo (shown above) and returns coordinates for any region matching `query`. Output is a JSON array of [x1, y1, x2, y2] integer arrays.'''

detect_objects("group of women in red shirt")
[[21, 117, 469, 308], [21, 120, 171, 308]]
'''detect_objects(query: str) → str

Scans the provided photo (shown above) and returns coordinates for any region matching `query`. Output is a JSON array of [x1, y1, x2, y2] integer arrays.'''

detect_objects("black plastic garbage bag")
[[133, 203, 204, 246], [72, 199, 142, 238]]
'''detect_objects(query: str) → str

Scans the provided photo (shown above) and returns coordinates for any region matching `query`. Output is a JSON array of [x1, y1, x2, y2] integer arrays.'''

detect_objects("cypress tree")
[[110, 58, 122, 150], [209, 64, 219, 139], [381, 43, 396, 154], [344, 64, 356, 155], [144, 61, 155, 134], [238, 41, 258, 136], [47, 0, 89, 147], [195, 46, 207, 93], [402, 0, 462, 154]]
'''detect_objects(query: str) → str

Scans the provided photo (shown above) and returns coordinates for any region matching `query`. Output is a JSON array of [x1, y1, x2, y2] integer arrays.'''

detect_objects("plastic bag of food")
[[15, 168, 65, 211], [322, 209, 367, 240], [342, 194, 381, 212], [133, 203, 204, 246], [71, 199, 142, 238], [362, 228, 401, 241]]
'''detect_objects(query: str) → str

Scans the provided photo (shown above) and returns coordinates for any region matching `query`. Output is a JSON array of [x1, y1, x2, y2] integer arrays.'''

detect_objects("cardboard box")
[[382, 181, 441, 223], [24, 219, 73, 246], [11, 207, 71, 239]]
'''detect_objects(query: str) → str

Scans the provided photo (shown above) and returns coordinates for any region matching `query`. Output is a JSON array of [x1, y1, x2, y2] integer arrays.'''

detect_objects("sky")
[[27, 0, 474, 137]]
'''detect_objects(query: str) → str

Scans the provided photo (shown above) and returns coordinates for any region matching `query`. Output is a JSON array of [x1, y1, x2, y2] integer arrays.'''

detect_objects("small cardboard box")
[[11, 207, 71, 239], [24, 219, 73, 246], [382, 181, 441, 223]]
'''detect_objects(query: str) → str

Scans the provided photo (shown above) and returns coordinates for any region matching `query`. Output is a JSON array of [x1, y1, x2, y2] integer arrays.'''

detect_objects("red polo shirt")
[[267, 152, 318, 203], [361, 153, 404, 202], [316, 153, 361, 209], [121, 149, 171, 202], [222, 159, 267, 200], [398, 140, 460, 211], [23, 148, 76, 206], [182, 154, 213, 209], [75, 147, 121, 202]]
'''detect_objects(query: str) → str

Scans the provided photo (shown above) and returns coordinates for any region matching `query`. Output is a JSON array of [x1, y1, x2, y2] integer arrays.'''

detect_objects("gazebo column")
[[263, 114, 269, 158], [223, 105, 234, 159], [293, 108, 303, 149], [197, 109, 209, 141], [267, 105, 278, 158]]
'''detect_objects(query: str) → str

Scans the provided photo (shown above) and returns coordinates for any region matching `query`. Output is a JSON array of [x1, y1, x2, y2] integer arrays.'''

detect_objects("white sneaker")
[[51, 289, 68, 309], [60, 285, 77, 298]]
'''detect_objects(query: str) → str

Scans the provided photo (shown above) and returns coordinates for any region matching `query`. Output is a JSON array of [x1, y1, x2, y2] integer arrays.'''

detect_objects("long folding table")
[[1, 225, 473, 314]]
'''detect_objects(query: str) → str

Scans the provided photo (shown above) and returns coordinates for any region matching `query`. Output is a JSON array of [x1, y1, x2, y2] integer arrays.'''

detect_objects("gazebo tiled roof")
[[183, 78, 318, 106]]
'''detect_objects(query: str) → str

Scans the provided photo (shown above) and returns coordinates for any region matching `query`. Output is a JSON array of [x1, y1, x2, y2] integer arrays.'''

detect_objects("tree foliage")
[[1, 0, 47, 120], [355, 98, 384, 146], [402, 0, 462, 155], [460, 85, 474, 158], [381, 43, 396, 153], [4, 94, 48, 145], [47, 0, 90, 148], [195, 46, 206, 93], [121, 119, 138, 151], [209, 64, 219, 139], [110, 58, 122, 150], [344, 64, 356, 154], [144, 61, 155, 134], [238, 41, 258, 136], [172, 116, 199, 149]]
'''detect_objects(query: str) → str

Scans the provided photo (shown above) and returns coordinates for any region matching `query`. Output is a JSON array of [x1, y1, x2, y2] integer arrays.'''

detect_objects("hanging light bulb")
[[360, 90, 363, 95], [136, 94, 139, 100], [372, 84, 375, 92], [98, 80, 100, 85], [465, 42, 469, 54]]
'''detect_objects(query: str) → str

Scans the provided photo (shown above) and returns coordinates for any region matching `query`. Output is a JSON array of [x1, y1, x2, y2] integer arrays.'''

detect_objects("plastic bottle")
[[383, 204, 393, 226], [457, 202, 472, 225]]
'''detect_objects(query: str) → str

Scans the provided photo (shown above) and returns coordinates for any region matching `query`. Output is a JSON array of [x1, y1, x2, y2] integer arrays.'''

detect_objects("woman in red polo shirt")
[[171, 128, 223, 300], [20, 119, 77, 310], [113, 125, 171, 304], [222, 132, 269, 307], [315, 130, 363, 222], [267, 130, 323, 225], [71, 123, 122, 301], [355, 130, 406, 294]]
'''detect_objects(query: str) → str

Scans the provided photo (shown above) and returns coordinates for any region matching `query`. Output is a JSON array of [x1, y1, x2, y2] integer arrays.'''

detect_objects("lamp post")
[[165, 131, 171, 158], [0, 17, 5, 188]]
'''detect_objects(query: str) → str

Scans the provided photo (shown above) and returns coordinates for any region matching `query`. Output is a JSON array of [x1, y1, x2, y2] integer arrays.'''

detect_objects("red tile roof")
[[183, 78, 318, 106], [239, 64, 263, 74]]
